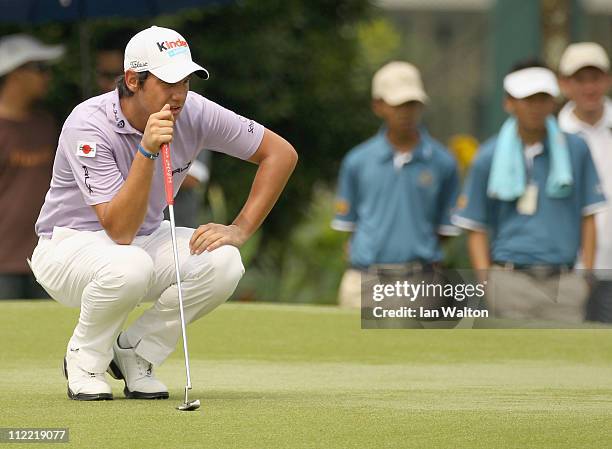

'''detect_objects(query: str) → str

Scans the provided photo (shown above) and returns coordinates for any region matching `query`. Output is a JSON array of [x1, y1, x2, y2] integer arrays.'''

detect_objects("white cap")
[[0, 34, 65, 77], [559, 42, 610, 76], [372, 61, 428, 105], [124, 26, 209, 83], [503, 67, 560, 99]]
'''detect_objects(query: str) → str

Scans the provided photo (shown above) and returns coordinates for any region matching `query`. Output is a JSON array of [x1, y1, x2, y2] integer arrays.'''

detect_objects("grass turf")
[[1, 300, 611, 449]]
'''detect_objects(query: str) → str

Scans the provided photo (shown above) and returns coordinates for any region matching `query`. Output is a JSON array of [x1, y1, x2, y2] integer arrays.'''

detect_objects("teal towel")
[[487, 116, 573, 201]]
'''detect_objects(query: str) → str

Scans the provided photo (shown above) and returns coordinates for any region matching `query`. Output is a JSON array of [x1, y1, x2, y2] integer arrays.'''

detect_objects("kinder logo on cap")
[[156, 38, 189, 57], [76, 141, 96, 158]]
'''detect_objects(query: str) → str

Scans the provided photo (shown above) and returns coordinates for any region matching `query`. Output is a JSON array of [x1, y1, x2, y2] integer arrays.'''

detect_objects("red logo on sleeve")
[[76, 142, 97, 158]]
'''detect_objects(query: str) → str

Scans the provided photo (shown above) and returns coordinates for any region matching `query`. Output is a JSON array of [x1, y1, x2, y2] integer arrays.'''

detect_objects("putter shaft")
[[161, 144, 200, 411], [167, 204, 193, 397]]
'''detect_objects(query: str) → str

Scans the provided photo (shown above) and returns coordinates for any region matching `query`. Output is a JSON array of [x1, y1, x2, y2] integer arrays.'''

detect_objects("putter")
[[160, 143, 201, 412]]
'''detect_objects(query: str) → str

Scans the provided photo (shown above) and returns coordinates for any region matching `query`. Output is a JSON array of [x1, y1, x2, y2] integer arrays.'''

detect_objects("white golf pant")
[[30, 222, 244, 373]]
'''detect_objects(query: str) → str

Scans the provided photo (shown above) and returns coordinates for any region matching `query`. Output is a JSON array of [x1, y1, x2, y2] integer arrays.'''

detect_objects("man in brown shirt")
[[0, 34, 64, 299]]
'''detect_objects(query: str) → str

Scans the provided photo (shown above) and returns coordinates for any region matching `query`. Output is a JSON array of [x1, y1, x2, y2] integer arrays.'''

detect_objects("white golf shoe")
[[107, 335, 169, 399], [62, 349, 113, 401]]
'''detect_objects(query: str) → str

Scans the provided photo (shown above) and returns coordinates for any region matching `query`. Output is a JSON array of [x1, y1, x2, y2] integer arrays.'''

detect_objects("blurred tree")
[[356, 17, 402, 71], [177, 0, 375, 238], [235, 184, 347, 304]]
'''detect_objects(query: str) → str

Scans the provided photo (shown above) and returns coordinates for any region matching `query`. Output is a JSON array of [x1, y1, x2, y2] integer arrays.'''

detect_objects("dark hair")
[[507, 58, 549, 75], [117, 71, 149, 98]]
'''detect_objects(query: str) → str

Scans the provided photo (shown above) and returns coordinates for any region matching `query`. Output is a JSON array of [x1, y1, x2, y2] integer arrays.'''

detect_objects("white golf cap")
[[124, 26, 209, 83], [503, 67, 560, 99], [372, 61, 428, 105], [0, 34, 65, 77], [559, 42, 610, 76]]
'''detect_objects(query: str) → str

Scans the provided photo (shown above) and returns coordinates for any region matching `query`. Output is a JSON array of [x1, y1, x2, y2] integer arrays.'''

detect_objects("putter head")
[[177, 399, 201, 411]]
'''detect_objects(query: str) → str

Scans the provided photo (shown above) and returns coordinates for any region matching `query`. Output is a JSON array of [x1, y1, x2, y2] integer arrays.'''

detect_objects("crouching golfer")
[[30, 26, 297, 401]]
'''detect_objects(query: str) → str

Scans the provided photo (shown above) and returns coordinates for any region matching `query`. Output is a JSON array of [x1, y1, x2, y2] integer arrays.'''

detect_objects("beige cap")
[[559, 42, 610, 76], [372, 61, 428, 105]]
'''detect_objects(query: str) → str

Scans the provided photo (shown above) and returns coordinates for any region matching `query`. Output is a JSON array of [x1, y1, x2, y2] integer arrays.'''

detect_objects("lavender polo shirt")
[[35, 90, 264, 237]]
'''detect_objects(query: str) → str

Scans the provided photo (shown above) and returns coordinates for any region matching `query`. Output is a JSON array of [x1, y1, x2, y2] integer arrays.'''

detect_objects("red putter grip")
[[160, 143, 174, 206]]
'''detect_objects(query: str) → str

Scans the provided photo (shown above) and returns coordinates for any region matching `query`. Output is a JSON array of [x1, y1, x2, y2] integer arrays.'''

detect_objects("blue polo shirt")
[[332, 129, 460, 268], [452, 132, 606, 265]]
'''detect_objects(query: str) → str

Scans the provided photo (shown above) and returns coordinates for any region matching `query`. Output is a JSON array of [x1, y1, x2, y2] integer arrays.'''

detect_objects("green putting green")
[[1, 300, 611, 449]]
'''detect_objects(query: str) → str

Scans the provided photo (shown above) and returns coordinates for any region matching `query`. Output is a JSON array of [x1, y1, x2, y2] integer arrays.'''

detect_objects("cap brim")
[[506, 84, 559, 99], [381, 88, 428, 106], [0, 44, 65, 76], [560, 62, 609, 77], [150, 60, 209, 83], [29, 45, 65, 63], [504, 67, 560, 99]]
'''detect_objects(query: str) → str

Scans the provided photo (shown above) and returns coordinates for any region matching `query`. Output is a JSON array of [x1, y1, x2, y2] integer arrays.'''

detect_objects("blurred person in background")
[[453, 60, 606, 322], [0, 34, 64, 299], [331, 61, 460, 309], [95, 30, 211, 228], [95, 31, 129, 94], [558, 42, 612, 322]]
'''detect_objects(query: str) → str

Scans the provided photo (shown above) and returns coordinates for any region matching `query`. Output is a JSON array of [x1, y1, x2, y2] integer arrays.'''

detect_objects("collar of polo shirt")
[[105, 90, 141, 135], [377, 128, 433, 163], [559, 97, 612, 133]]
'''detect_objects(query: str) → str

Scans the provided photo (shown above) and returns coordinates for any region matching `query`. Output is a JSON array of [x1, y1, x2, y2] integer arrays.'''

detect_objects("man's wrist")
[[138, 143, 159, 160], [229, 222, 250, 244]]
